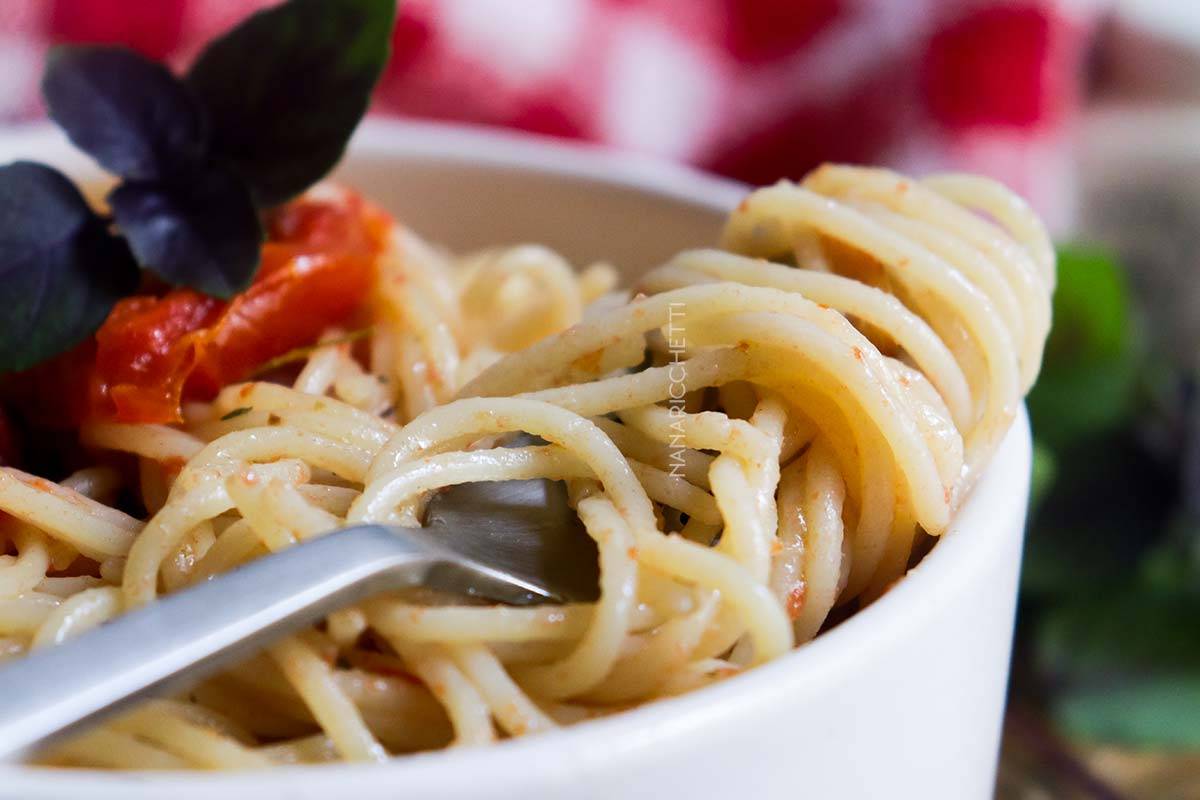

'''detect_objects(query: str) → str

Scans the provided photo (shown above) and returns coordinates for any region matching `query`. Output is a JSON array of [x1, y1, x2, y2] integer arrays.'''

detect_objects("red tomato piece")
[[89, 190, 390, 423], [5, 190, 391, 427]]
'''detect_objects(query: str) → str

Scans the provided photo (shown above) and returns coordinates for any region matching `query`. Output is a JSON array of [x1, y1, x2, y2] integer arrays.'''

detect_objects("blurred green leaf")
[[1056, 679, 1200, 749], [1027, 245, 1139, 449], [1138, 514, 1200, 594], [1038, 590, 1200, 747], [1043, 245, 1130, 365], [1017, 243, 1200, 753], [1039, 591, 1200, 676], [1029, 440, 1057, 514], [1022, 432, 1172, 599]]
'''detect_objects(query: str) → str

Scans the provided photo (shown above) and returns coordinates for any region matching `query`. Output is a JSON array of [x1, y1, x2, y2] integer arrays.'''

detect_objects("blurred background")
[[1, 0, 1197, 796]]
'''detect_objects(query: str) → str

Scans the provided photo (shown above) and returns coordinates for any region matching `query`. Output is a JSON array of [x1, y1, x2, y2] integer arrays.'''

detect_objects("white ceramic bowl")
[[0, 119, 1031, 800]]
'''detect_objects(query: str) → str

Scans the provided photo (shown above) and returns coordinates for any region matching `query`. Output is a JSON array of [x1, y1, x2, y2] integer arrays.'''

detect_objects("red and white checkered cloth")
[[0, 0, 1104, 229]]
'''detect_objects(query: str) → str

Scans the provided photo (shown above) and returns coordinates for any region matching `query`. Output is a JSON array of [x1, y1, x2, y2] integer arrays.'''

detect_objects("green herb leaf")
[[0, 162, 138, 371], [109, 164, 263, 298], [186, 0, 396, 207], [220, 406, 253, 421], [251, 327, 373, 376], [42, 46, 208, 181]]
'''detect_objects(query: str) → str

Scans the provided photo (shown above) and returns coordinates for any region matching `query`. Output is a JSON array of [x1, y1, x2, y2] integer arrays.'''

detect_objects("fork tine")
[[421, 478, 600, 604]]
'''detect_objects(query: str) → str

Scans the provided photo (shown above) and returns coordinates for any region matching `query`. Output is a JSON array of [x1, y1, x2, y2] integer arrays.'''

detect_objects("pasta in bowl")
[[0, 120, 1045, 799]]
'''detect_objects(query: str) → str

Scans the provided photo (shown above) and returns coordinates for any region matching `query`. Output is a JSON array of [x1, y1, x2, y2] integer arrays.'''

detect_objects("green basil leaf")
[[42, 46, 208, 181], [0, 162, 138, 371], [109, 163, 263, 299], [186, 0, 395, 207]]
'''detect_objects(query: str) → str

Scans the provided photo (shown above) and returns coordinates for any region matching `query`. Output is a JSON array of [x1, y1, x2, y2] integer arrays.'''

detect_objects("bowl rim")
[[0, 118, 1031, 794]]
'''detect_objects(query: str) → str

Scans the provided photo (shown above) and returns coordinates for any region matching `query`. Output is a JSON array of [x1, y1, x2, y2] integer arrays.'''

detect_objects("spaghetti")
[[0, 165, 1052, 769]]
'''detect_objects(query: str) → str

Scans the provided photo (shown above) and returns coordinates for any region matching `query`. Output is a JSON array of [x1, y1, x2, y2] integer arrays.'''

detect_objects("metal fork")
[[0, 477, 599, 761]]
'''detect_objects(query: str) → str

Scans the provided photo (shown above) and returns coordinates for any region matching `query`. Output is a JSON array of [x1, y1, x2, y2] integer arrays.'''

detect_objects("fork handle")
[[0, 525, 435, 761]]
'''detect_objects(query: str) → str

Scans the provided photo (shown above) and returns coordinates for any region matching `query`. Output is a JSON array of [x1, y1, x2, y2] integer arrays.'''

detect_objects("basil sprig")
[[43, 46, 263, 299], [0, 162, 138, 371], [0, 0, 395, 372], [188, 0, 396, 207]]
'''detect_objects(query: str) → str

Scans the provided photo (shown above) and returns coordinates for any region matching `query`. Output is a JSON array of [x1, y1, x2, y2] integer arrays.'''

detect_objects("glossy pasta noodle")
[[0, 165, 1053, 769]]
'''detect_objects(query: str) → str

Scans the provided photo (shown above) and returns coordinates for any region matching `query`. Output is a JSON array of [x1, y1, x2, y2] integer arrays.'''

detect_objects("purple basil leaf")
[[109, 163, 262, 299], [0, 161, 138, 371], [43, 46, 208, 181], [186, 0, 394, 206]]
